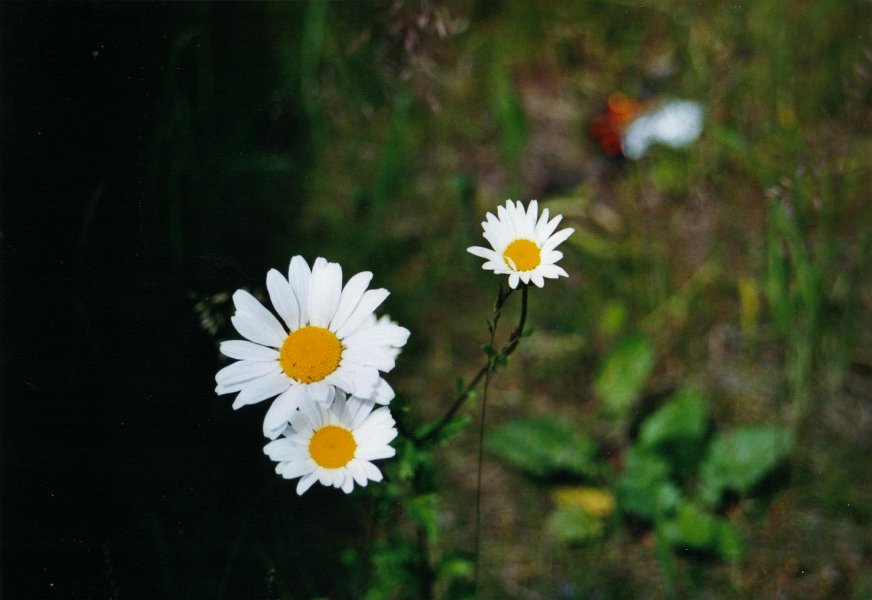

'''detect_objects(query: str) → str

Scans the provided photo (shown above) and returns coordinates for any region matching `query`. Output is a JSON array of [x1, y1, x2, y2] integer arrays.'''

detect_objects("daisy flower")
[[467, 200, 574, 288], [263, 391, 397, 495], [215, 256, 410, 439]]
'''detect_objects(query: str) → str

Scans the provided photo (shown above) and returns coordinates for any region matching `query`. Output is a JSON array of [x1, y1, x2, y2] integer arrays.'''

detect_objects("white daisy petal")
[[371, 378, 395, 406], [307, 381, 332, 405], [263, 386, 307, 440], [266, 269, 300, 331], [308, 260, 343, 327], [219, 340, 279, 362], [339, 363, 380, 396], [357, 444, 396, 461], [541, 227, 575, 253], [231, 312, 285, 348], [348, 460, 369, 486], [296, 471, 319, 494], [535, 207, 551, 237], [467, 246, 498, 260], [215, 360, 280, 388], [263, 438, 295, 461], [343, 346, 396, 372], [329, 271, 374, 333], [288, 256, 312, 325], [540, 264, 569, 279], [541, 250, 563, 265], [361, 461, 383, 482], [231, 371, 291, 409], [538, 214, 564, 242], [232, 290, 287, 343], [335, 289, 390, 340]]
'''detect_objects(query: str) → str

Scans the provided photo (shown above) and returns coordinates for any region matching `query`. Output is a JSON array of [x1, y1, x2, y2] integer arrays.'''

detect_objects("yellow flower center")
[[503, 239, 541, 271], [309, 425, 357, 469], [280, 326, 342, 383]]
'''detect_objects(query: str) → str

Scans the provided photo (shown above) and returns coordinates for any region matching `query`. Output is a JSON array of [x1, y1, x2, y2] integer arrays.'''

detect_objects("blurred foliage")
[[489, 387, 794, 566], [486, 416, 600, 479], [593, 333, 656, 420], [698, 426, 795, 507]]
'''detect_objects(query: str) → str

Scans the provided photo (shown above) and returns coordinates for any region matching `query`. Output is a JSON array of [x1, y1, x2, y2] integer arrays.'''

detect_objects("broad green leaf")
[[638, 388, 711, 479], [661, 501, 718, 549], [486, 417, 600, 478], [698, 425, 794, 506], [638, 388, 708, 448], [660, 501, 744, 561], [615, 447, 680, 519], [594, 334, 655, 419], [546, 506, 604, 544]]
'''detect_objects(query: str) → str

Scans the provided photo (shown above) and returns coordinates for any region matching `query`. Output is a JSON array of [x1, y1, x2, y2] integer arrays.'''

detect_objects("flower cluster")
[[215, 256, 409, 495], [216, 201, 571, 495]]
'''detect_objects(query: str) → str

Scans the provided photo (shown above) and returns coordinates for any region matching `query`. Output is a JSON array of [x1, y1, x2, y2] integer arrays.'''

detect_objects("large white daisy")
[[263, 392, 397, 495], [215, 256, 410, 439], [467, 199, 574, 288]]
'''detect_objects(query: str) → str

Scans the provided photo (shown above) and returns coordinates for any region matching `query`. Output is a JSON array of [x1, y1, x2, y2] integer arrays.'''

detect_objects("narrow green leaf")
[[436, 414, 473, 444]]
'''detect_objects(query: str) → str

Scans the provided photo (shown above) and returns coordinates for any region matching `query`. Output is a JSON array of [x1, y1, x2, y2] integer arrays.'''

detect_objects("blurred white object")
[[621, 99, 704, 159]]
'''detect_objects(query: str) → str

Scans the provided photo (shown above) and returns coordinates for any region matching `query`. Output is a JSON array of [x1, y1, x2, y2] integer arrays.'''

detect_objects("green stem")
[[416, 285, 529, 444], [473, 285, 527, 593], [473, 313, 499, 592]]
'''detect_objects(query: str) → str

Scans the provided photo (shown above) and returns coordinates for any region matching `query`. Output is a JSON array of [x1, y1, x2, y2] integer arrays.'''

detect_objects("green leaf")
[[405, 494, 440, 544], [660, 501, 744, 561], [615, 447, 680, 520], [435, 553, 474, 581], [436, 414, 473, 444], [637, 388, 710, 479], [661, 501, 719, 549], [698, 425, 794, 506], [395, 438, 433, 482], [717, 519, 744, 562], [546, 506, 604, 544], [363, 541, 421, 600], [594, 334, 655, 419], [486, 417, 600, 478], [638, 388, 709, 448]]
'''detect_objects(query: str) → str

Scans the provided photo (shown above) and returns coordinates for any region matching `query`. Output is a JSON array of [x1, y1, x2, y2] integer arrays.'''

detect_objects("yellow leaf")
[[551, 486, 616, 518]]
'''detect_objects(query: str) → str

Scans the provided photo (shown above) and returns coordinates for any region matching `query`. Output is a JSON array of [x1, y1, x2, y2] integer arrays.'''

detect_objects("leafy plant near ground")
[[489, 364, 794, 565]]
